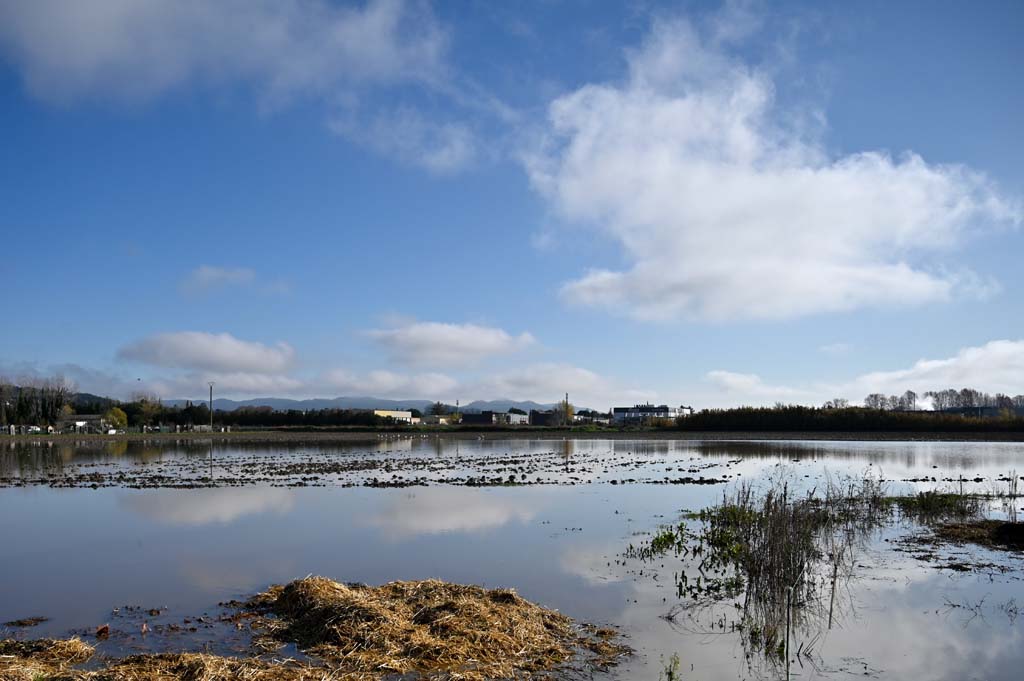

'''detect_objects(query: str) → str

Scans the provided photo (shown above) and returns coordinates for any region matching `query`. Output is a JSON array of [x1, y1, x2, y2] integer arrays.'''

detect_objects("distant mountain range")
[[161, 396, 563, 413]]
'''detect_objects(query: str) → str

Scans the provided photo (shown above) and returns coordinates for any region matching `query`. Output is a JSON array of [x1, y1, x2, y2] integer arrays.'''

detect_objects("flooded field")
[[2, 437, 1022, 680]]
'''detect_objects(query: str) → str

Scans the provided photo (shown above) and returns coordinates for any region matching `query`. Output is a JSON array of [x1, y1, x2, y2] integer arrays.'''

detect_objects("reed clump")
[[247, 576, 627, 680]]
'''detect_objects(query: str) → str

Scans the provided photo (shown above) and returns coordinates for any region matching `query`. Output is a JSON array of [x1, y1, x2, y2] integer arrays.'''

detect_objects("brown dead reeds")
[[0, 644, 331, 681], [1, 577, 626, 681], [0, 638, 94, 680], [247, 576, 627, 679]]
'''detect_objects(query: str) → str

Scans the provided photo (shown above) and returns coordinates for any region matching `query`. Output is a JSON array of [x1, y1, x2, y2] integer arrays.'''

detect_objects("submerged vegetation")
[[626, 475, 1023, 675]]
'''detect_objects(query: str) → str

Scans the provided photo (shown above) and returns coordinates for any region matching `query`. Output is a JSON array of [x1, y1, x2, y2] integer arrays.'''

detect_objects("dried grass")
[[247, 576, 627, 679], [2, 577, 626, 681], [0, 638, 94, 680], [0, 641, 341, 681]]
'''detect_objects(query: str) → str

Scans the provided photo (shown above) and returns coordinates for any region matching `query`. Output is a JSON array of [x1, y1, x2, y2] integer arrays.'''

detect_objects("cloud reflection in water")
[[121, 487, 295, 526], [368, 488, 546, 540]]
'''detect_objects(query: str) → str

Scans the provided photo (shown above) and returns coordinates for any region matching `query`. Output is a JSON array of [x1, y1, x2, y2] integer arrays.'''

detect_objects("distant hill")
[[460, 399, 557, 413], [162, 396, 565, 413]]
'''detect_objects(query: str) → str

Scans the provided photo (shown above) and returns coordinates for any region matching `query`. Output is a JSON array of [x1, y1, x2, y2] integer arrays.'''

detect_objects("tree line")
[[678, 403, 1024, 432], [0, 379, 75, 426]]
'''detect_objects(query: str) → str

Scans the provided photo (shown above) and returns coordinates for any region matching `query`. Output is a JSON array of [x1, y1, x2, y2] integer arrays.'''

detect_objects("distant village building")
[[420, 414, 451, 426], [461, 411, 530, 426], [529, 410, 557, 427], [573, 411, 611, 425], [58, 414, 108, 434], [506, 412, 529, 425], [611, 404, 689, 424], [373, 410, 414, 424], [460, 411, 497, 426]]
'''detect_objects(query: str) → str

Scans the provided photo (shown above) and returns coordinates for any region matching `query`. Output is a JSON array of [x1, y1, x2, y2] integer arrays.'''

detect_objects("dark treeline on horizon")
[[678, 404, 1024, 432], [3, 377, 1024, 431]]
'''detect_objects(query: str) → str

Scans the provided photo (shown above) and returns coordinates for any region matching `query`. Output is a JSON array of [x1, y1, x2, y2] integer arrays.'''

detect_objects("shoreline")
[[4, 429, 1024, 443]]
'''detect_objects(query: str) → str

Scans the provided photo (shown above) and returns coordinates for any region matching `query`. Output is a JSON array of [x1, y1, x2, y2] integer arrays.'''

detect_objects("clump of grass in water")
[[659, 652, 681, 680], [893, 490, 984, 522], [631, 476, 892, 672]]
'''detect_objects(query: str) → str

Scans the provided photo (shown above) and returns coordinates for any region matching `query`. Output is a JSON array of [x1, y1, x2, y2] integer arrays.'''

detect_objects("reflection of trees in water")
[[611, 440, 676, 457], [692, 440, 1019, 472], [0, 442, 67, 477]]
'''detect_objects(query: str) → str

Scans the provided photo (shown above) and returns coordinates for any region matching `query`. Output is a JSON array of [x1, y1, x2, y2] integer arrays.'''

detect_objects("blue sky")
[[0, 0, 1022, 409]]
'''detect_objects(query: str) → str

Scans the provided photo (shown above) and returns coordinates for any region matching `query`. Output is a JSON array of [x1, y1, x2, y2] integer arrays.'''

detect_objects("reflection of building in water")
[[611, 440, 674, 456], [373, 436, 413, 453]]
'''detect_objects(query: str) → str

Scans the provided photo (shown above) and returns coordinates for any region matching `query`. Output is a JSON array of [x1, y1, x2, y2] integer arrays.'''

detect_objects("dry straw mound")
[[248, 576, 626, 679], [0, 638, 93, 680], [0, 642, 327, 681], [1, 577, 626, 680]]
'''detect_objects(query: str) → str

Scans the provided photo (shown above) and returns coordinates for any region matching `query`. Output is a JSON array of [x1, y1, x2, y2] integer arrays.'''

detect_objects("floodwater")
[[1, 437, 1022, 680]]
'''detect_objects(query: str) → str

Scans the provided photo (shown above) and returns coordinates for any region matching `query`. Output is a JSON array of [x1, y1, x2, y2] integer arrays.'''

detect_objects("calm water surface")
[[1, 437, 1022, 680]]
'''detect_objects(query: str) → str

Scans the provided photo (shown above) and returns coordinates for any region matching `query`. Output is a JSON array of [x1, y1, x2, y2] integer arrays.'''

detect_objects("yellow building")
[[373, 409, 413, 424]]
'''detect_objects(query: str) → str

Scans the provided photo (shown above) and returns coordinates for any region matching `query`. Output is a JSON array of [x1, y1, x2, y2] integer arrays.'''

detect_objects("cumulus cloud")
[[707, 339, 1024, 406], [706, 369, 806, 399], [117, 331, 295, 374], [366, 321, 535, 367], [850, 340, 1024, 398], [526, 18, 1020, 321], [0, 0, 447, 104]]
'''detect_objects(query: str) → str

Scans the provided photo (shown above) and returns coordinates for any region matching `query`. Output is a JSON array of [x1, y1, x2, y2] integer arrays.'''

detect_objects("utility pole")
[[208, 382, 214, 430]]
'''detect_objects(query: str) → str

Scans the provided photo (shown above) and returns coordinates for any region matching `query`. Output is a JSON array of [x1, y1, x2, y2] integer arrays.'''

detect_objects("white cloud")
[[526, 18, 1020, 322], [366, 321, 535, 367], [706, 339, 1024, 406], [819, 342, 852, 356], [0, 0, 447, 104], [330, 106, 479, 174], [179, 265, 290, 296], [324, 368, 457, 398], [179, 265, 254, 295], [850, 340, 1024, 398], [117, 331, 295, 374], [706, 369, 806, 399]]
